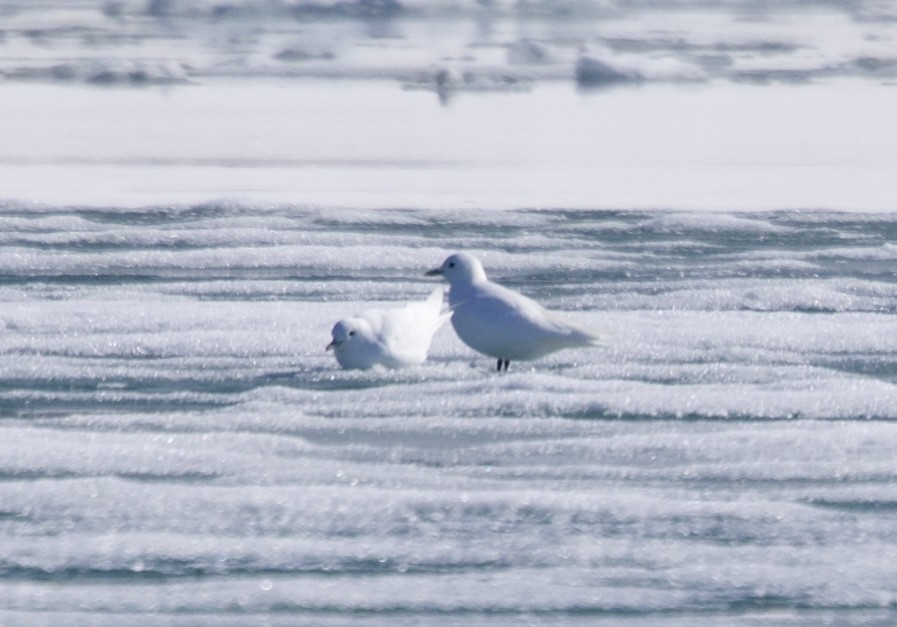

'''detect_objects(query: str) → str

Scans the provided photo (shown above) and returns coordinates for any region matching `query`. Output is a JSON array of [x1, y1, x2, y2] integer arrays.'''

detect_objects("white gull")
[[326, 288, 450, 370], [426, 252, 600, 371]]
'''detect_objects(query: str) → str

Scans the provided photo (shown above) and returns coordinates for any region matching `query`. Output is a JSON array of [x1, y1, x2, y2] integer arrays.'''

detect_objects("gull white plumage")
[[326, 288, 450, 370], [426, 252, 600, 371]]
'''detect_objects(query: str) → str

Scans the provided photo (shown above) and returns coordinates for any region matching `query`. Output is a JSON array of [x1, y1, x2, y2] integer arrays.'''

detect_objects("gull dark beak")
[[325, 340, 337, 351], [425, 268, 443, 277]]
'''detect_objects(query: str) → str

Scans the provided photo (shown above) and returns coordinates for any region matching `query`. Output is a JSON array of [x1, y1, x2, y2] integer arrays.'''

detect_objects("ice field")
[[2, 0, 897, 624], [4, 206, 897, 624]]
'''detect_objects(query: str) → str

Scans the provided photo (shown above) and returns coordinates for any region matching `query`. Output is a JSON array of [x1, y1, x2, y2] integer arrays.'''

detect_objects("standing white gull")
[[426, 252, 600, 371], [326, 288, 450, 370]]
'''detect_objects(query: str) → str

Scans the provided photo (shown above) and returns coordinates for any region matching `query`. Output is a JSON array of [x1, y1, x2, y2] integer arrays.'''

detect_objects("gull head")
[[326, 319, 365, 351], [425, 252, 487, 286]]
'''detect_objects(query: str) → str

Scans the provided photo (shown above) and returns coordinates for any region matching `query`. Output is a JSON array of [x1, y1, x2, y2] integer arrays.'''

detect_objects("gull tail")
[[569, 322, 602, 346], [548, 312, 602, 346]]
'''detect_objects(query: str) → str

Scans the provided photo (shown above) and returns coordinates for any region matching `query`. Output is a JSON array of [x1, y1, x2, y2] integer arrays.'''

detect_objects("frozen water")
[[2, 0, 897, 624], [3, 205, 897, 624]]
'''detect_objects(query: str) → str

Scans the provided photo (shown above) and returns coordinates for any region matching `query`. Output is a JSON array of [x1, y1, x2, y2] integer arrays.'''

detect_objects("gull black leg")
[[497, 358, 503, 372], [496, 359, 510, 372]]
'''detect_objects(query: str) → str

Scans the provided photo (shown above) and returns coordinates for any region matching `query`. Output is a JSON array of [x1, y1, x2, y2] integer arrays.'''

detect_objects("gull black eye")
[[448, 262, 455, 268], [349, 331, 356, 336]]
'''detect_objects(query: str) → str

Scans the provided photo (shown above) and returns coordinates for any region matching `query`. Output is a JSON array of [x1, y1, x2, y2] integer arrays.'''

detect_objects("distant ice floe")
[[1, 0, 896, 91], [575, 49, 707, 87], [272, 46, 335, 63], [5, 59, 192, 85], [506, 39, 560, 66]]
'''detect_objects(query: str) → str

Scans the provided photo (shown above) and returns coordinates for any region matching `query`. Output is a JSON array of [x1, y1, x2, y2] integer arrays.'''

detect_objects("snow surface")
[[3, 206, 897, 623]]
